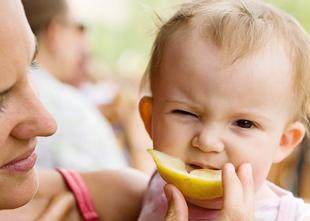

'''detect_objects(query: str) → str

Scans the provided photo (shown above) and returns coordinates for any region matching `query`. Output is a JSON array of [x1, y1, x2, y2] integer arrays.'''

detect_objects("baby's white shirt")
[[255, 182, 310, 221]]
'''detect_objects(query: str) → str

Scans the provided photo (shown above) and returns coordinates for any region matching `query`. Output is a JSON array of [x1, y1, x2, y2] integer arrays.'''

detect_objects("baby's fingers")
[[222, 163, 243, 210], [219, 163, 255, 221], [237, 163, 254, 209], [164, 184, 188, 221]]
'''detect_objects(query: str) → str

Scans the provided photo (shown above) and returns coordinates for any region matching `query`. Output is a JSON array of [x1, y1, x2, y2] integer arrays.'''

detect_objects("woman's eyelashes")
[[0, 87, 12, 112], [30, 60, 39, 69], [0, 96, 7, 112], [233, 119, 258, 129], [171, 109, 199, 118]]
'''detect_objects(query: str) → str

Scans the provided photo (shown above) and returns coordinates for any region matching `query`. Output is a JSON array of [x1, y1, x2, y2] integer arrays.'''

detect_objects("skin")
[[0, 1, 148, 219], [0, 0, 57, 209], [139, 26, 306, 215]]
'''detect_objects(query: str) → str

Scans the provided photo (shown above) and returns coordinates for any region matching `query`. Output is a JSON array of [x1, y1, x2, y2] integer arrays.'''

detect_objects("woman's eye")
[[233, 119, 255, 129], [171, 109, 198, 118], [30, 60, 39, 69]]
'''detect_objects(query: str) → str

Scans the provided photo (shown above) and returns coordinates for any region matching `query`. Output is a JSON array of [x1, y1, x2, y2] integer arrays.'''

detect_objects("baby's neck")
[[255, 181, 279, 201]]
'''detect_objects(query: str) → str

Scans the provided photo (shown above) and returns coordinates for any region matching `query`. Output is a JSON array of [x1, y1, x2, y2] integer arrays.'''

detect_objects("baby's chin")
[[186, 198, 223, 220], [187, 197, 223, 209]]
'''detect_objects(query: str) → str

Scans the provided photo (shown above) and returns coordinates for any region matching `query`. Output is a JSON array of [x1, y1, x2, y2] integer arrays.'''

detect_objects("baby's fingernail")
[[225, 163, 235, 172], [243, 163, 252, 174]]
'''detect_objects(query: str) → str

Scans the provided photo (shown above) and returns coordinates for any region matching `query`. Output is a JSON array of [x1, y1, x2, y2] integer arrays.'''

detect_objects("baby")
[[138, 0, 310, 220]]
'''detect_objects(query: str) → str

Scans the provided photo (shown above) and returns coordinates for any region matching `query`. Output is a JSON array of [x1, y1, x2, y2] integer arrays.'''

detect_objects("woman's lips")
[[0, 149, 37, 172]]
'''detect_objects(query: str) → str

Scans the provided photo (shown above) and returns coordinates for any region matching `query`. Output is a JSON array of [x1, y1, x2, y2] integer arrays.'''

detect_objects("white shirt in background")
[[30, 67, 127, 171]]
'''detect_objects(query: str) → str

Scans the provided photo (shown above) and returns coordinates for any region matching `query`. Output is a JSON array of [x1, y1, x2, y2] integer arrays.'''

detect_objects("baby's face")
[[141, 30, 305, 200]]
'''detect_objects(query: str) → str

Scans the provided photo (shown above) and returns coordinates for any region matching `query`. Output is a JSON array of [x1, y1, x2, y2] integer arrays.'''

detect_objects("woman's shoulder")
[[37, 170, 70, 196], [40, 168, 149, 221], [0, 169, 148, 221], [80, 168, 148, 221]]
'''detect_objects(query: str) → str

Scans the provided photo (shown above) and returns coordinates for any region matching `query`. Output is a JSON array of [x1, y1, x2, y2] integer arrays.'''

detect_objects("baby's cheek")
[[251, 160, 273, 191]]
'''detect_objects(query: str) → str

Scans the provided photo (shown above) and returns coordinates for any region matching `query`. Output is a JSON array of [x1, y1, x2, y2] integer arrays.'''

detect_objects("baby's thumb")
[[164, 184, 188, 221]]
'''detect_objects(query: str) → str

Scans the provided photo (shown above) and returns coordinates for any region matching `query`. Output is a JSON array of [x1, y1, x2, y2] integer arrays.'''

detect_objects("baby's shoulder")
[[277, 193, 310, 221], [296, 199, 310, 221], [259, 182, 310, 221]]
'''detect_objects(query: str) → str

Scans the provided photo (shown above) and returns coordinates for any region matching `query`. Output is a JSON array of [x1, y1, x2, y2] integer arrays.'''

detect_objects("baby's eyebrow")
[[164, 99, 188, 105], [231, 111, 270, 122]]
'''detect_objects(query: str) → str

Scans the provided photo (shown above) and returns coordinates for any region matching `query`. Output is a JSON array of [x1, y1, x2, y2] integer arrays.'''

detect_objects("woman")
[[0, 0, 147, 220]]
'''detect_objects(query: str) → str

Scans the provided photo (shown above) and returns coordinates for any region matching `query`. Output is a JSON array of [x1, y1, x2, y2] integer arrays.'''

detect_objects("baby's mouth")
[[186, 163, 220, 173], [186, 163, 203, 173]]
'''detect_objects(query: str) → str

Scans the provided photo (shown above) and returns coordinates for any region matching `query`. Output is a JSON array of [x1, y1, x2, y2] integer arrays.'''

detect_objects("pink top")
[[138, 172, 310, 221], [56, 168, 100, 221]]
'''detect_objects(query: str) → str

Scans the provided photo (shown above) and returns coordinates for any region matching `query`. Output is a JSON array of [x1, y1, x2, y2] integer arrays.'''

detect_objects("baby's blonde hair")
[[142, 0, 310, 130]]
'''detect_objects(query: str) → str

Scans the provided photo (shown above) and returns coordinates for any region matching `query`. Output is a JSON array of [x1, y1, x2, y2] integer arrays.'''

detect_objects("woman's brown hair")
[[22, 0, 68, 36]]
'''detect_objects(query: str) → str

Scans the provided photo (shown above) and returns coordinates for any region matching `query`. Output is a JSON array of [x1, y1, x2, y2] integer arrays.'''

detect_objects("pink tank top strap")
[[56, 168, 100, 221]]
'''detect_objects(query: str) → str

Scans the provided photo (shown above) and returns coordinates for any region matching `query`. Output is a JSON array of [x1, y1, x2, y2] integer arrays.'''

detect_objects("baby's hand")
[[164, 184, 188, 221], [217, 163, 254, 221], [164, 163, 255, 221]]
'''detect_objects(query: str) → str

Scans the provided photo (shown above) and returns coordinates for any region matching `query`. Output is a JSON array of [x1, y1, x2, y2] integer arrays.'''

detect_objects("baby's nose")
[[191, 127, 224, 153]]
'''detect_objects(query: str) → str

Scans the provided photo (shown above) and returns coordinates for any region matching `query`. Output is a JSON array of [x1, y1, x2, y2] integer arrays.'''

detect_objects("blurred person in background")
[[22, 0, 155, 174], [21, 0, 127, 171], [75, 70, 155, 174]]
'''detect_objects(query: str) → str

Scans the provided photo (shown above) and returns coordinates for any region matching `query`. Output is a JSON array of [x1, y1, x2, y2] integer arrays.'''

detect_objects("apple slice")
[[148, 149, 223, 200]]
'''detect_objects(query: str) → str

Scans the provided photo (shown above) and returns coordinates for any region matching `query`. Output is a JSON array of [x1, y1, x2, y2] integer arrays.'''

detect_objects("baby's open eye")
[[171, 109, 199, 118], [233, 119, 256, 129]]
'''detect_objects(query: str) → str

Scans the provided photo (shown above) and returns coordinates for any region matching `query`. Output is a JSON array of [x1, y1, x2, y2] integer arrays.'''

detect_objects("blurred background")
[[71, 0, 310, 80], [68, 0, 310, 199], [24, 0, 310, 200]]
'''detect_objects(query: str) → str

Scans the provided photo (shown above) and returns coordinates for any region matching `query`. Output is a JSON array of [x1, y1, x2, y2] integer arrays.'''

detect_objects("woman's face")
[[0, 0, 57, 209]]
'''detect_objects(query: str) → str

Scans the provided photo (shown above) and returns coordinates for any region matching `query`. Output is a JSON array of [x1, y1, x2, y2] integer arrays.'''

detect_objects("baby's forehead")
[[160, 27, 292, 82], [154, 29, 294, 110]]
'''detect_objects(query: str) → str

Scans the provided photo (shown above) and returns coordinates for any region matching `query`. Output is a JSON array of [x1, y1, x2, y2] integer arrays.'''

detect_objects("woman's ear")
[[40, 18, 61, 52], [139, 96, 153, 139], [273, 121, 306, 163]]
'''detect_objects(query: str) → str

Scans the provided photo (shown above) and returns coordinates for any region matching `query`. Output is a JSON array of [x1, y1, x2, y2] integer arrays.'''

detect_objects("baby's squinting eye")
[[171, 109, 199, 118], [233, 119, 256, 129]]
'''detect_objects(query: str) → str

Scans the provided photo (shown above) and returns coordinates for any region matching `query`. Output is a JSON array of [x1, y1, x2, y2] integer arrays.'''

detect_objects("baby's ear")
[[139, 96, 153, 139], [274, 121, 305, 163]]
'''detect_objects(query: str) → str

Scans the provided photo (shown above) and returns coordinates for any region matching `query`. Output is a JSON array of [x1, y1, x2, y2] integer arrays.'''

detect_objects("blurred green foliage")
[[267, 0, 310, 30], [89, 0, 310, 76]]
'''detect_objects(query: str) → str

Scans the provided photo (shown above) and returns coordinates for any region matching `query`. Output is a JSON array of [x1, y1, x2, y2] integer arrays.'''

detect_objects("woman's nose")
[[191, 126, 224, 153], [10, 84, 57, 140]]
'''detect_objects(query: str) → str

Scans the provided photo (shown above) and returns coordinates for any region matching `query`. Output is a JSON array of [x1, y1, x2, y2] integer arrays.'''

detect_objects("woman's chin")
[[0, 169, 39, 209]]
